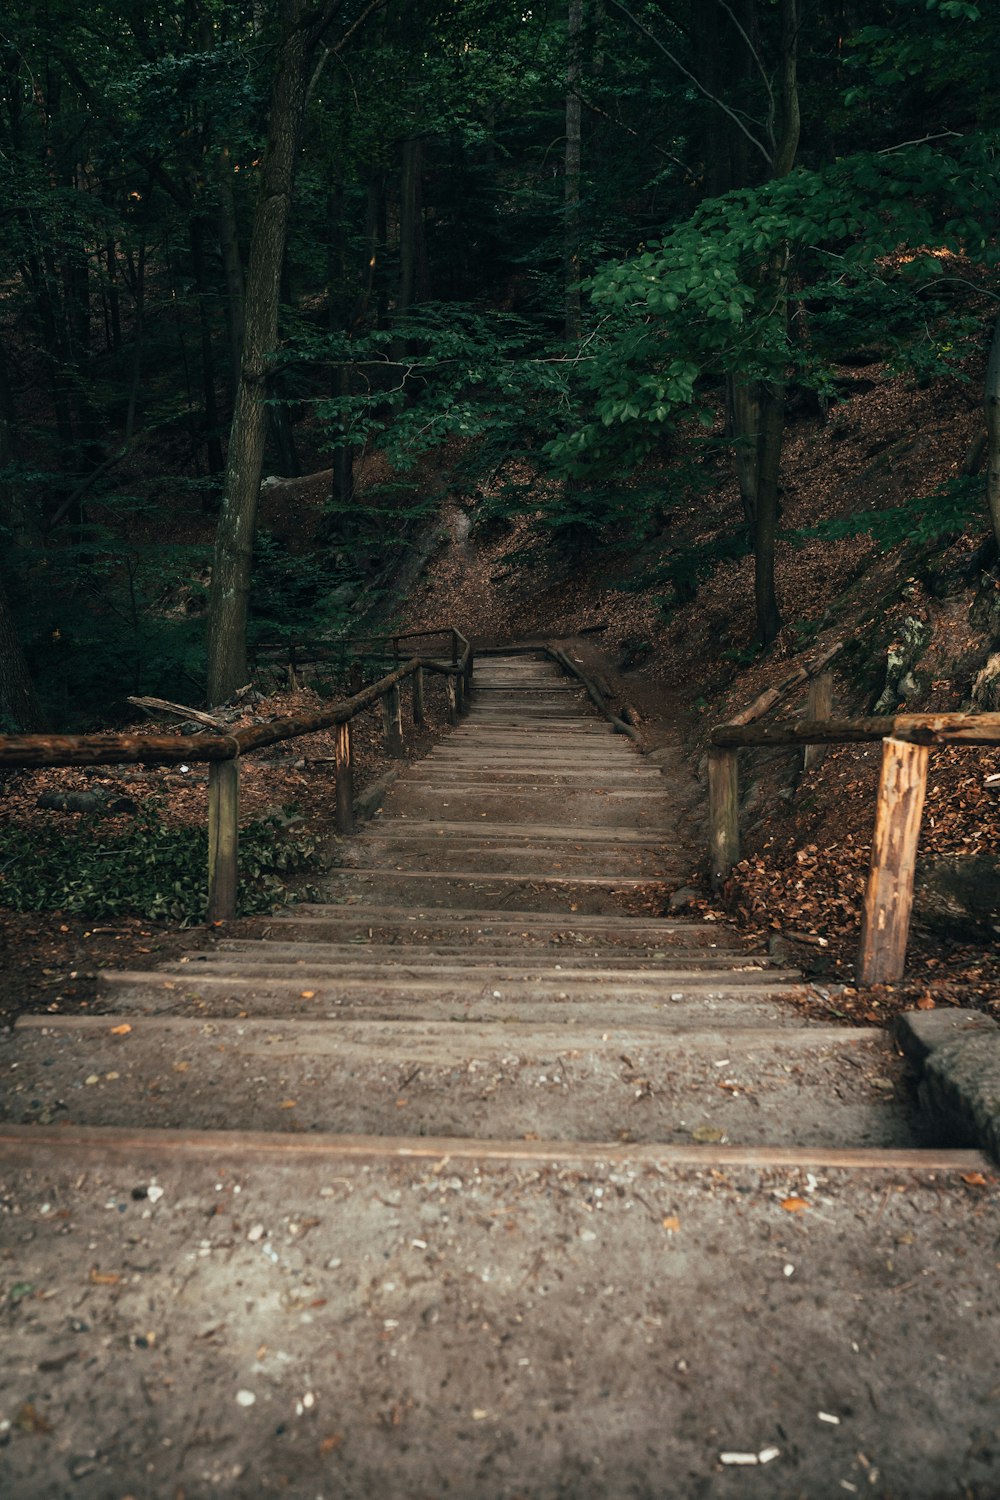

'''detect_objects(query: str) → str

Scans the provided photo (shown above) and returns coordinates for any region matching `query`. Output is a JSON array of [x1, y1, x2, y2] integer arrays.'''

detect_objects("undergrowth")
[[0, 806, 322, 923]]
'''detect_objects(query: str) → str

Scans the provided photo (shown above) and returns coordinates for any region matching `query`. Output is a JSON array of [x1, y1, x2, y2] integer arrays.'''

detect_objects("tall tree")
[[207, 0, 383, 704]]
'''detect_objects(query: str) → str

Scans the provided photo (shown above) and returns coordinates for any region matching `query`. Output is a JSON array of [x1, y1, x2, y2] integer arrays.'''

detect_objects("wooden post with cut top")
[[207, 756, 240, 922], [334, 720, 354, 834], [382, 682, 405, 757], [856, 736, 930, 985], [803, 671, 834, 771], [708, 747, 739, 890]]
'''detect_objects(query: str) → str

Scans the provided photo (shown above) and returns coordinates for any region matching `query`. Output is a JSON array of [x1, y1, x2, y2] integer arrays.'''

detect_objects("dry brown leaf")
[[662, 1215, 681, 1232], [89, 1267, 121, 1285], [780, 1196, 809, 1214], [110, 1023, 132, 1036]]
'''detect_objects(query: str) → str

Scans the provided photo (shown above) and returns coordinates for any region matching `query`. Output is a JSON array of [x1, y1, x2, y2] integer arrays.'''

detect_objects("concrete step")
[[5, 1015, 916, 1148], [185, 942, 779, 978], [316, 870, 673, 910], [97, 966, 805, 1005], [258, 909, 733, 944]]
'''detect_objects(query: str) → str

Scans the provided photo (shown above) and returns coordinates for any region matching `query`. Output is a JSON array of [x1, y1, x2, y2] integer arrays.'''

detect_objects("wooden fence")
[[708, 648, 1000, 984], [0, 628, 473, 925]]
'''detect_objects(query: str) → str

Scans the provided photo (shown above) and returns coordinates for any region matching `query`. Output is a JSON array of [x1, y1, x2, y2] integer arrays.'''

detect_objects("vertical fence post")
[[451, 629, 459, 667], [455, 672, 466, 716], [334, 719, 354, 834], [804, 671, 834, 772], [856, 736, 930, 985], [708, 746, 740, 891], [207, 756, 240, 922], [382, 682, 405, 756], [412, 665, 425, 726], [446, 675, 458, 725]]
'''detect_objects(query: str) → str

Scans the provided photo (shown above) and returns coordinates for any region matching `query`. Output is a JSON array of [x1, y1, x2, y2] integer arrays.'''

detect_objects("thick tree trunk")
[[206, 1, 336, 705], [984, 310, 1000, 553]]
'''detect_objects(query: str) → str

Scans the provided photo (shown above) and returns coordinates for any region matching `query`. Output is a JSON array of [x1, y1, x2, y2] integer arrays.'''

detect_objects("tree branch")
[[605, 0, 773, 168]]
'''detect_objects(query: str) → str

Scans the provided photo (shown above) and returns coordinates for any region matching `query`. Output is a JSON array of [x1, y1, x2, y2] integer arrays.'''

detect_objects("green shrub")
[[0, 805, 321, 923]]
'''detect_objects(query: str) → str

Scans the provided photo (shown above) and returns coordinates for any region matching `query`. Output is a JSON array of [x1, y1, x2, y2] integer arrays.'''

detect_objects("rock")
[[668, 887, 701, 912], [913, 854, 1000, 942], [971, 652, 1000, 712], [872, 614, 930, 714]]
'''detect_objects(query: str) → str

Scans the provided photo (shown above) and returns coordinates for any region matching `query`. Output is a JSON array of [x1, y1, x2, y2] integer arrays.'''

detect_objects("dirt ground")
[[2, 1145, 998, 1500]]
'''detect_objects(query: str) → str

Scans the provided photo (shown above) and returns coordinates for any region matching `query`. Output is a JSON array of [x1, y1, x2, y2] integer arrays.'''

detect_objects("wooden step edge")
[[266, 907, 723, 927], [0, 1122, 987, 1174], [16, 1017, 865, 1048], [323, 870, 674, 887], [92, 971, 806, 996]]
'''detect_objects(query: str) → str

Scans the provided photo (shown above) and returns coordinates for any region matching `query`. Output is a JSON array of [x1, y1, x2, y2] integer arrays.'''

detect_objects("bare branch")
[[605, 0, 773, 168]]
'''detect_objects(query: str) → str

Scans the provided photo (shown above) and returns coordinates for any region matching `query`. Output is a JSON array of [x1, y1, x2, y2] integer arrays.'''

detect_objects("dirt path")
[[1, 653, 997, 1498]]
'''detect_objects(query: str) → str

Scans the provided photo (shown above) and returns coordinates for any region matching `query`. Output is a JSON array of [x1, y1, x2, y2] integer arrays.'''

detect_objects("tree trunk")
[[0, 573, 47, 731], [984, 310, 1000, 553], [217, 147, 246, 394], [190, 213, 226, 479], [564, 0, 583, 345], [206, 0, 340, 705], [753, 380, 784, 646]]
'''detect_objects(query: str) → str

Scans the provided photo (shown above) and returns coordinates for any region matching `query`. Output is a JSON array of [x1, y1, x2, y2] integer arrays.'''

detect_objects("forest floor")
[[2, 353, 999, 1030]]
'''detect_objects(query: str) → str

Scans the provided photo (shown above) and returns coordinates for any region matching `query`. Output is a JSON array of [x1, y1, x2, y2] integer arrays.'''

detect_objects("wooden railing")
[[0, 628, 473, 925], [544, 645, 640, 740], [709, 672, 1000, 983]]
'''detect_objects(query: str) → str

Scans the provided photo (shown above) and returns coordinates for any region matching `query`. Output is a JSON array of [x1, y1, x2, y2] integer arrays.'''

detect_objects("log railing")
[[0, 630, 473, 925], [709, 695, 1000, 985], [544, 645, 641, 740]]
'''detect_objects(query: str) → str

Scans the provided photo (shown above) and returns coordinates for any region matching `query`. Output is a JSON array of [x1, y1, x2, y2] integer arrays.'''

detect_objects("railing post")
[[207, 756, 240, 922], [446, 674, 458, 725], [334, 720, 354, 834], [382, 682, 405, 756], [451, 629, 459, 667], [456, 672, 466, 716], [412, 665, 425, 727], [804, 671, 834, 771], [708, 747, 740, 891], [856, 735, 930, 985]]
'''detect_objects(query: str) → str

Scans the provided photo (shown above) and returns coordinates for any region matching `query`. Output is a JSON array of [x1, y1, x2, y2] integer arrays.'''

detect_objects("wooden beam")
[[708, 747, 740, 890], [334, 720, 354, 834], [726, 641, 844, 727], [712, 711, 1000, 750], [207, 758, 240, 922], [857, 736, 930, 985]]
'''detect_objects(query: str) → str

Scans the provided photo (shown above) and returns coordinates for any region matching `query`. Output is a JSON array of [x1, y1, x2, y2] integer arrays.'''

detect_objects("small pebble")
[[147, 1186, 164, 1204], [235, 1390, 256, 1408], [247, 1224, 265, 1243]]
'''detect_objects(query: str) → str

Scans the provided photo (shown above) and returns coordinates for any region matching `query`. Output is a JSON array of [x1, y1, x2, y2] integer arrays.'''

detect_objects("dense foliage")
[[1, 0, 998, 721], [0, 805, 321, 922]]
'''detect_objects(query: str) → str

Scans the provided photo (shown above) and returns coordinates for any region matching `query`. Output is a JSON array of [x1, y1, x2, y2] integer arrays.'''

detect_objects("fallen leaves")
[[780, 1196, 809, 1214], [89, 1267, 122, 1285]]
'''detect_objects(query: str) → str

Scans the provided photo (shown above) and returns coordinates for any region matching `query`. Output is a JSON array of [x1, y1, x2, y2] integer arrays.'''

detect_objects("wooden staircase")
[[2, 652, 995, 1500]]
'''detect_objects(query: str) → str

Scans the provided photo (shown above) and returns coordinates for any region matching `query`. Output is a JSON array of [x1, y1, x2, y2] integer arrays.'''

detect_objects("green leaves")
[[0, 806, 320, 924]]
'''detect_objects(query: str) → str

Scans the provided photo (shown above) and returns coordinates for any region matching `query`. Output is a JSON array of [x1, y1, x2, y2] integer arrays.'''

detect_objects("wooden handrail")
[[0, 636, 475, 923], [544, 645, 640, 741], [711, 711, 1000, 749], [708, 674, 1000, 983]]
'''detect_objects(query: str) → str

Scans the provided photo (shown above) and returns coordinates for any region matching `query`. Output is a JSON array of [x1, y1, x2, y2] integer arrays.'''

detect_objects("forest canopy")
[[0, 0, 997, 726]]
